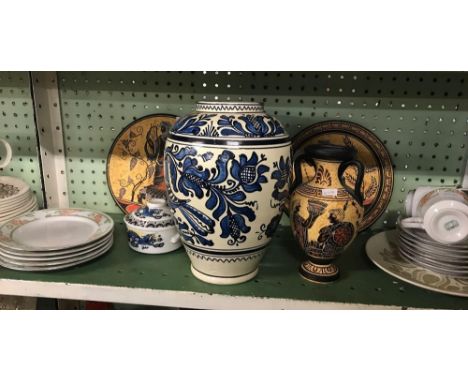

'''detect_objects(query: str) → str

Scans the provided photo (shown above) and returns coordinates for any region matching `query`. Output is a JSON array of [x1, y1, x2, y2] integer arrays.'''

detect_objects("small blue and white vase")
[[124, 198, 181, 254], [165, 101, 292, 284]]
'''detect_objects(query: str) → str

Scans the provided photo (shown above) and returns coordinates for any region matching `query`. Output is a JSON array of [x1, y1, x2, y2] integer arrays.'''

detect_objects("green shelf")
[[0, 214, 467, 309]]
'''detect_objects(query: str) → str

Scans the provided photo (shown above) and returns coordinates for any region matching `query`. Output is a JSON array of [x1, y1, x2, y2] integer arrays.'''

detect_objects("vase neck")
[[196, 101, 264, 113], [311, 159, 343, 189]]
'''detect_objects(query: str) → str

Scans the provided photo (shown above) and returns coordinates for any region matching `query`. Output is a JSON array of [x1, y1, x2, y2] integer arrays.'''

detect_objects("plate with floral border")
[[0, 231, 113, 258], [107, 114, 177, 214], [290, 120, 394, 231], [366, 230, 468, 297], [0, 239, 113, 271], [0, 208, 114, 252]]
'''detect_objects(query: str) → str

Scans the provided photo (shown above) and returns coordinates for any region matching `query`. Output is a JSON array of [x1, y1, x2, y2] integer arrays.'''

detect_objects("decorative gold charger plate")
[[366, 230, 468, 297], [290, 120, 393, 231], [107, 114, 177, 214]]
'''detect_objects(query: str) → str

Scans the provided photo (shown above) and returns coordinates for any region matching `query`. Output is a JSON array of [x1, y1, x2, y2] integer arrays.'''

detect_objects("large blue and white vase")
[[165, 101, 292, 285]]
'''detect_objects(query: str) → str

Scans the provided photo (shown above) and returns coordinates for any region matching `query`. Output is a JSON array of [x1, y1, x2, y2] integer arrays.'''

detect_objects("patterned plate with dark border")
[[107, 114, 177, 214], [289, 120, 393, 231]]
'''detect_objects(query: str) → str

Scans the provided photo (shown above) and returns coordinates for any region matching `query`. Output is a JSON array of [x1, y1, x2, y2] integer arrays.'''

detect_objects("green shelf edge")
[[1, 214, 468, 309]]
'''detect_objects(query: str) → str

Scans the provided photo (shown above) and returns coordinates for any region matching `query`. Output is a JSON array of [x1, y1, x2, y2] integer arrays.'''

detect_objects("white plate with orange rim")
[[0, 232, 113, 261], [366, 230, 468, 297], [0, 208, 114, 252], [0, 240, 114, 271]]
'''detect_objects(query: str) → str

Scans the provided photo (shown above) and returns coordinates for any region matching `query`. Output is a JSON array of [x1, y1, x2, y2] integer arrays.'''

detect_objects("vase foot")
[[299, 261, 339, 283], [191, 264, 259, 285]]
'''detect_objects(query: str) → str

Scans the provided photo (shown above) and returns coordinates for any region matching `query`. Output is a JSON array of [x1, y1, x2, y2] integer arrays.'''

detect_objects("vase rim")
[[196, 101, 264, 113]]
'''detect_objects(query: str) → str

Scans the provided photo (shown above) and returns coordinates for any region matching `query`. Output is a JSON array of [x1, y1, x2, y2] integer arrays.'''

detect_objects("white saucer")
[[0, 230, 113, 257], [0, 240, 113, 271], [0, 190, 33, 210], [0, 234, 113, 262], [0, 196, 37, 219], [0, 208, 114, 251]]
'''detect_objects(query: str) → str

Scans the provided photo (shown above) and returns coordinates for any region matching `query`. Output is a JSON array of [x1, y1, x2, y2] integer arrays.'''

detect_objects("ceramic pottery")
[[165, 101, 291, 285], [107, 114, 177, 214], [289, 144, 364, 283], [289, 120, 394, 230], [124, 198, 181, 254]]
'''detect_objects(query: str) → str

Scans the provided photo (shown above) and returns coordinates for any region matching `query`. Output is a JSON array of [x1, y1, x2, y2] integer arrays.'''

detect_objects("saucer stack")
[[0, 208, 114, 271], [397, 224, 468, 278], [0, 176, 38, 224]]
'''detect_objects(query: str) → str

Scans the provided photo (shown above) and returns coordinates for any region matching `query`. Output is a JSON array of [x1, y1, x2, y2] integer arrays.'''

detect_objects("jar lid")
[[124, 198, 175, 229]]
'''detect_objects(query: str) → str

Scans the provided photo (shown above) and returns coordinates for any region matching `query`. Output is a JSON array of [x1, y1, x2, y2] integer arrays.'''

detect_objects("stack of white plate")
[[398, 223, 468, 278], [0, 208, 114, 271], [0, 176, 38, 224]]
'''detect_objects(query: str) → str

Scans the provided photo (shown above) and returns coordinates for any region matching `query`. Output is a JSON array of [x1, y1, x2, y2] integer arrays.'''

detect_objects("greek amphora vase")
[[289, 144, 364, 283]]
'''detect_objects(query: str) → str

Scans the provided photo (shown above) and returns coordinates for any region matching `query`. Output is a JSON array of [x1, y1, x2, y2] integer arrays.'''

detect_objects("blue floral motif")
[[257, 155, 291, 240], [165, 144, 270, 246], [171, 114, 285, 138], [217, 115, 285, 137], [257, 214, 282, 240], [172, 114, 215, 135], [167, 196, 215, 246], [231, 152, 269, 193], [134, 206, 171, 219], [271, 156, 291, 203], [127, 231, 165, 249]]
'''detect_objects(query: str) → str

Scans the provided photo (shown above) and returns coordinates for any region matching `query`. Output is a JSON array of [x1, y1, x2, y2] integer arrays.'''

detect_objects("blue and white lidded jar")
[[165, 101, 292, 284], [124, 198, 181, 254]]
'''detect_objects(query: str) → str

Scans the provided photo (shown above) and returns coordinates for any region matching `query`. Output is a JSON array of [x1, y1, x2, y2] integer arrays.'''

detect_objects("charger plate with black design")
[[107, 114, 177, 214], [366, 230, 468, 297], [290, 120, 393, 231]]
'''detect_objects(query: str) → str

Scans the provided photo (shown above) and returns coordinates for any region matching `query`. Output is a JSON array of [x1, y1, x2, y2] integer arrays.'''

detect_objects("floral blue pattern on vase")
[[172, 111, 287, 138], [165, 145, 270, 246], [271, 156, 291, 207], [165, 101, 292, 285]]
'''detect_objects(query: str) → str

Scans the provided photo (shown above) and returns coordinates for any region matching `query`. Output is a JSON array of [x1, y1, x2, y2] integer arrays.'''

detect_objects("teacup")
[[404, 186, 435, 217], [400, 188, 468, 244], [0, 139, 12, 169]]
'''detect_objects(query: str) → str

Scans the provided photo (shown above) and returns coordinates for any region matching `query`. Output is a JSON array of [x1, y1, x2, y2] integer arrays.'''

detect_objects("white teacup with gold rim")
[[0, 139, 12, 169], [400, 188, 468, 244]]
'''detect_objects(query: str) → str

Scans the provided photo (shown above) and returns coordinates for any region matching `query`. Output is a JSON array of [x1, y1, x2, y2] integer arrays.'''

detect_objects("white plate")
[[0, 203, 38, 224], [0, 190, 33, 210], [399, 238, 468, 266], [0, 176, 30, 203], [0, 239, 113, 271], [366, 230, 468, 297], [398, 233, 468, 258], [0, 234, 113, 262], [0, 197, 37, 219], [399, 247, 468, 278], [397, 224, 468, 249], [0, 208, 114, 251], [399, 244, 468, 271], [0, 231, 114, 257]]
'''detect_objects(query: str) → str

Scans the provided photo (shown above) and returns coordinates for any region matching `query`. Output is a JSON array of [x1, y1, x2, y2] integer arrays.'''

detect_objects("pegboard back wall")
[[0, 72, 44, 206], [58, 71, 468, 229]]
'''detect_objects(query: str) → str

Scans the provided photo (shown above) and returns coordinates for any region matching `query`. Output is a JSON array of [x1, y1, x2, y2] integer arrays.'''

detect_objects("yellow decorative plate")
[[107, 114, 177, 214], [290, 120, 394, 231]]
